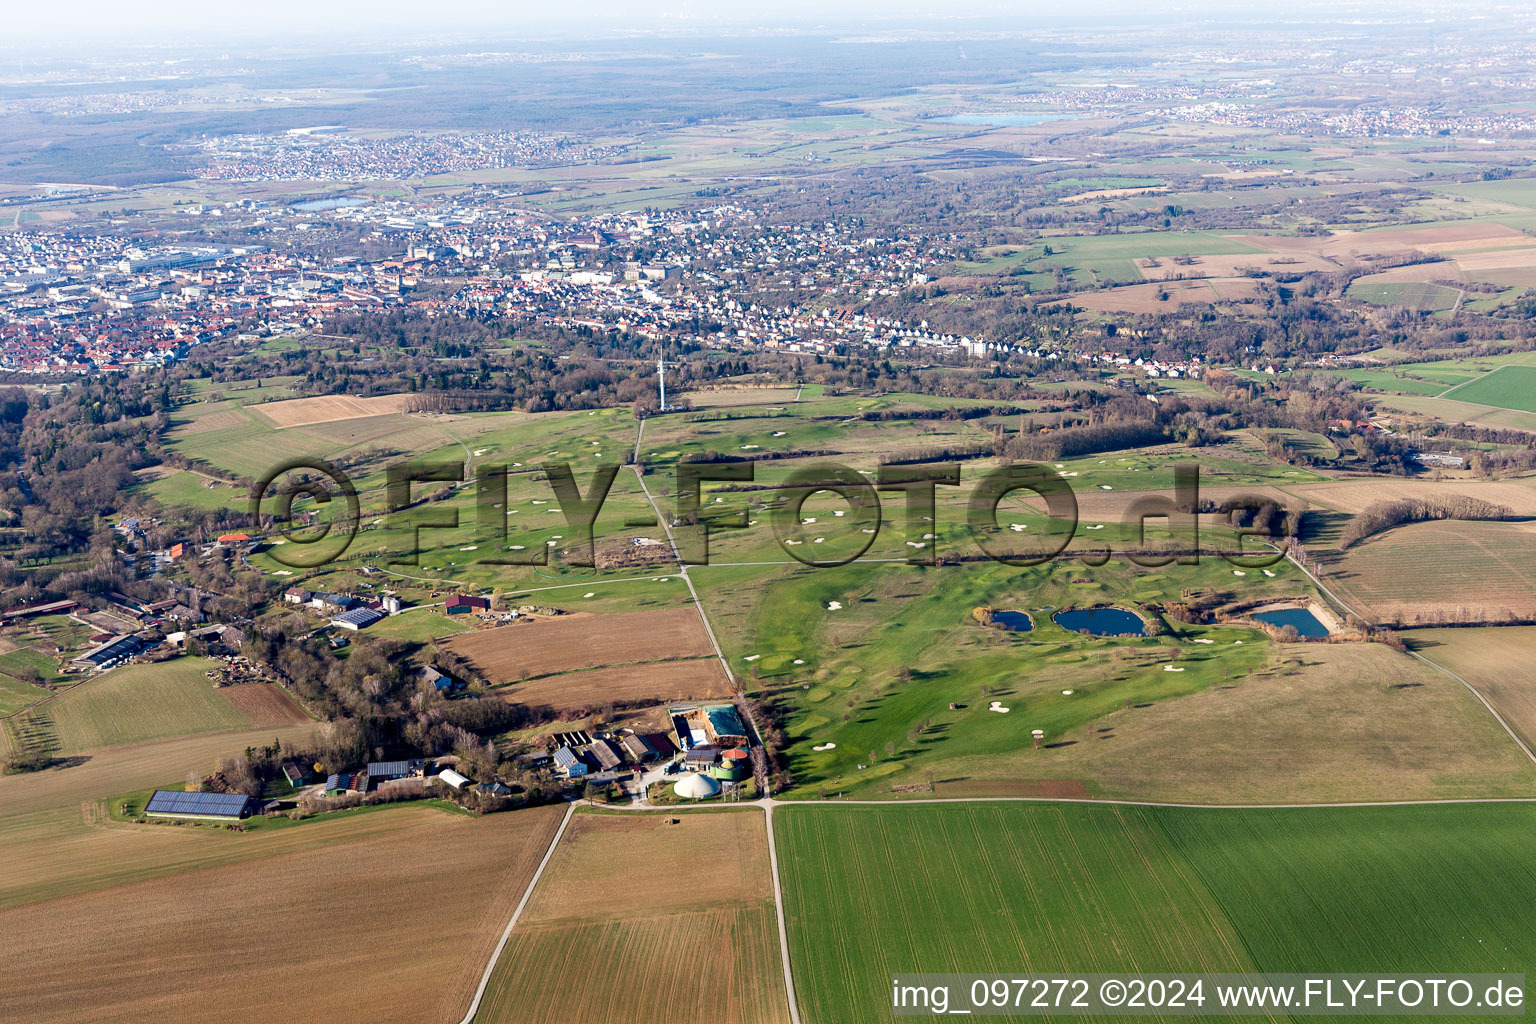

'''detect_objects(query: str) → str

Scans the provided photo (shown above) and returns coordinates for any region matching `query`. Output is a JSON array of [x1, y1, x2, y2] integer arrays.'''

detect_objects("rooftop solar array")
[[144, 790, 253, 817]]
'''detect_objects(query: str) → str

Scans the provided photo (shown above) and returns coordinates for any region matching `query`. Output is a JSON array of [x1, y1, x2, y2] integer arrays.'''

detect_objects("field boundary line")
[[503, 573, 682, 597], [764, 803, 803, 1024], [1280, 543, 1536, 769], [1405, 649, 1536, 766], [458, 800, 576, 1024], [1436, 362, 1503, 400], [628, 448, 735, 688], [766, 795, 1536, 810]]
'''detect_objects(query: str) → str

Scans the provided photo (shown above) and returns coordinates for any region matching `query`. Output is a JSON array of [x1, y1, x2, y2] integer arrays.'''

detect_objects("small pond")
[[992, 610, 1034, 633], [1053, 607, 1147, 637], [1252, 607, 1330, 638]]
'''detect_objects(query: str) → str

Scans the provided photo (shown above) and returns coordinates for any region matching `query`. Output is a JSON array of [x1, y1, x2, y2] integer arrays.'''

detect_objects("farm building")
[[619, 732, 657, 763], [144, 790, 256, 821], [669, 703, 750, 751], [71, 633, 161, 670], [0, 599, 77, 624], [367, 759, 426, 783], [684, 747, 719, 771], [281, 762, 311, 787], [436, 768, 471, 791], [553, 746, 588, 779], [587, 739, 624, 771], [324, 772, 362, 796], [415, 665, 461, 694], [332, 607, 385, 631], [445, 594, 492, 615]]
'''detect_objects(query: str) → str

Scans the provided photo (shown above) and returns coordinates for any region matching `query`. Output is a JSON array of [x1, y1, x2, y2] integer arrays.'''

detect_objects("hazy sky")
[[2, 0, 1463, 51]]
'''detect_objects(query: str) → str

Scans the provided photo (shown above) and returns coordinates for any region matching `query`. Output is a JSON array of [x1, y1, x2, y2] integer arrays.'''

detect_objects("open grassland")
[[444, 607, 719, 683], [476, 809, 789, 1024], [45, 657, 252, 752], [1440, 364, 1536, 414], [0, 672, 51, 716], [1315, 520, 1536, 626], [779, 802, 1536, 1024], [956, 642, 1536, 804], [1406, 626, 1536, 754], [0, 803, 565, 1024]]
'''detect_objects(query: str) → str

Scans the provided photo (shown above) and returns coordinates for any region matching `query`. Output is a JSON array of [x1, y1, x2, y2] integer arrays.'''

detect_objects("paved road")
[[456, 802, 577, 1024]]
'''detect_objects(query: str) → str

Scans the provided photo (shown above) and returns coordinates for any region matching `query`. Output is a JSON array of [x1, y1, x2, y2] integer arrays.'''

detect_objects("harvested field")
[[476, 809, 788, 1024], [1060, 185, 1169, 203], [0, 804, 565, 1024], [1316, 520, 1536, 625], [1058, 278, 1257, 313], [171, 408, 252, 434], [1349, 263, 1463, 285], [216, 683, 311, 726], [683, 386, 803, 408], [1406, 626, 1536, 754], [499, 658, 729, 711], [1453, 247, 1536, 272], [1135, 252, 1336, 280], [1245, 224, 1534, 262], [443, 607, 717, 683], [251, 392, 418, 429], [1285, 477, 1536, 516]]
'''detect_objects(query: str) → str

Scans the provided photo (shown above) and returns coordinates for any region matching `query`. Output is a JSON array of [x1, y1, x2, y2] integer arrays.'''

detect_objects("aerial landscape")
[[2, 0, 1536, 1021]]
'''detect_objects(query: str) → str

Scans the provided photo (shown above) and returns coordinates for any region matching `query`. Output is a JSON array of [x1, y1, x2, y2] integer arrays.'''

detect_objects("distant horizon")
[[0, 0, 1500, 57]]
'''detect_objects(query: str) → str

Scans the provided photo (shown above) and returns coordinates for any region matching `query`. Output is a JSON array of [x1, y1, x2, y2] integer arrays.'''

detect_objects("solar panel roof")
[[144, 790, 253, 817]]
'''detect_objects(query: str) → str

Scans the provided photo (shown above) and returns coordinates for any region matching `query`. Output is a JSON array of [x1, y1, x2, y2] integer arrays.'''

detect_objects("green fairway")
[[1440, 365, 1536, 414], [778, 802, 1536, 1024]]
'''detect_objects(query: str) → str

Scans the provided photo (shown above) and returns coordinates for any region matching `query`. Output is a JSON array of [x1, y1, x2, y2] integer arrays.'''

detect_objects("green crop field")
[[45, 657, 252, 752], [1347, 281, 1462, 312], [778, 802, 1536, 1024], [1440, 365, 1536, 414]]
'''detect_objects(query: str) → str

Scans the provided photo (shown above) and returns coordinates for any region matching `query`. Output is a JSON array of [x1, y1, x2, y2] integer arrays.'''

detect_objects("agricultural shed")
[[332, 607, 384, 631], [144, 790, 256, 820], [445, 594, 491, 615]]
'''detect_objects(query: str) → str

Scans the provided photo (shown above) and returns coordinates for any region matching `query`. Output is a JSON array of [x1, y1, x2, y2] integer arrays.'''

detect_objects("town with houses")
[[0, 193, 1214, 377]]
